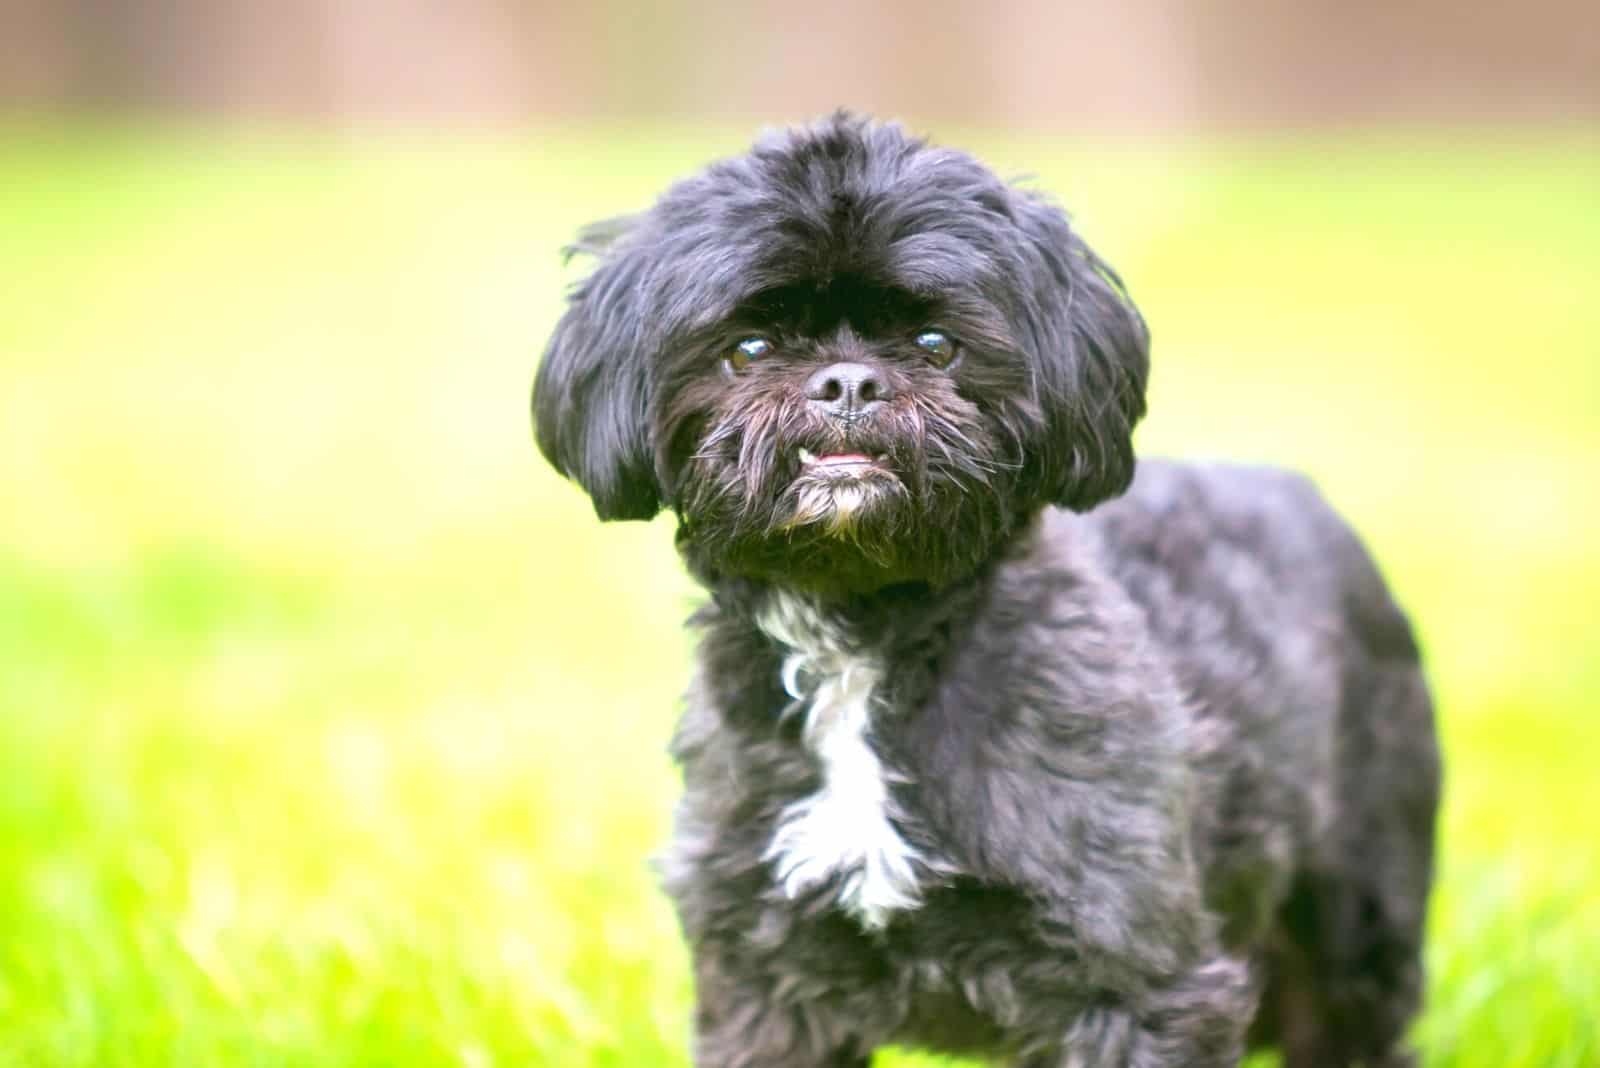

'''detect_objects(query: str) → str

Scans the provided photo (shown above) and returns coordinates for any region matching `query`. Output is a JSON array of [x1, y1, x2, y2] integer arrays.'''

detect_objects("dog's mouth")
[[796, 447, 891, 479]]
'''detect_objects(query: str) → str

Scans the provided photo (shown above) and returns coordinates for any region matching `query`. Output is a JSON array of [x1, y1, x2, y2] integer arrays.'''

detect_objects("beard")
[[666, 385, 1027, 595]]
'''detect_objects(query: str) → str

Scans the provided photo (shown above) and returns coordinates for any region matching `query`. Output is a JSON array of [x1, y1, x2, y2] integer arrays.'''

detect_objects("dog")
[[531, 113, 1439, 1068]]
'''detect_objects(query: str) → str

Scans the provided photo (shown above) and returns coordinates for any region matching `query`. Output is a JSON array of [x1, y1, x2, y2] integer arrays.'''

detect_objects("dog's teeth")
[[798, 447, 816, 464]]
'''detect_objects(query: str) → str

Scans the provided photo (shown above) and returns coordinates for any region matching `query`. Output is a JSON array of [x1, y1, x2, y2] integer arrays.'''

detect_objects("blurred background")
[[1, 3, 1596, 1066], [4, 0, 1599, 125]]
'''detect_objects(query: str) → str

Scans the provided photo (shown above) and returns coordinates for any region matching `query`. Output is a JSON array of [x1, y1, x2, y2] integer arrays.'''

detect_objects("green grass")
[[0, 123, 1596, 1067]]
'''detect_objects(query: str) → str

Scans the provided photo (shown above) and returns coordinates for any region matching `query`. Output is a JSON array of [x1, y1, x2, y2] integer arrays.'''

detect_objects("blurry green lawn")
[[0, 123, 1596, 1067]]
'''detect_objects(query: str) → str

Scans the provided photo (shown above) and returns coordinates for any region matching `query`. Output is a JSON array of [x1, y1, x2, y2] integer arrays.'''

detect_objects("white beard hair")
[[784, 479, 871, 535], [757, 591, 928, 929]]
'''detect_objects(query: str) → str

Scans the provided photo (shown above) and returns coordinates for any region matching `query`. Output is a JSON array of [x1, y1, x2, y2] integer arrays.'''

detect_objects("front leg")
[[691, 947, 874, 1068], [1021, 956, 1258, 1068]]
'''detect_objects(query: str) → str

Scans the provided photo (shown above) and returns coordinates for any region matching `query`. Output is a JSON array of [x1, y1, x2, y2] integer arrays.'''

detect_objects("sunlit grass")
[[0, 123, 1595, 1066]]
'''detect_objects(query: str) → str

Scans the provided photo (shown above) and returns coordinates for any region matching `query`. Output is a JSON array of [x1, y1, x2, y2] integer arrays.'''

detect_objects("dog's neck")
[[708, 510, 1045, 649]]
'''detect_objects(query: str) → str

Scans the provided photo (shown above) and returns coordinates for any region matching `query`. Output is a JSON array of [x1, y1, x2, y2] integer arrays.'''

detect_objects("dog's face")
[[534, 114, 1150, 593]]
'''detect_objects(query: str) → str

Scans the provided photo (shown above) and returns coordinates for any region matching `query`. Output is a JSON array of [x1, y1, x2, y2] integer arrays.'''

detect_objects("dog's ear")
[[1010, 193, 1150, 512], [532, 219, 663, 521]]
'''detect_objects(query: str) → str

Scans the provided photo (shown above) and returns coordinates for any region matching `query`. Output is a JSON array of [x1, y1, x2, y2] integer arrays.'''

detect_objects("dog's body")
[[665, 461, 1435, 1066], [533, 115, 1438, 1067]]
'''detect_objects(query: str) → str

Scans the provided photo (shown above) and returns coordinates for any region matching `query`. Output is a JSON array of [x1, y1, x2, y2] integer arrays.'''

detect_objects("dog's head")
[[534, 113, 1148, 593]]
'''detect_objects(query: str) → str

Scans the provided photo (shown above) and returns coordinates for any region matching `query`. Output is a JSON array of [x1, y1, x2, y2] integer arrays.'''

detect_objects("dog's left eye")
[[914, 330, 958, 368], [727, 337, 773, 372]]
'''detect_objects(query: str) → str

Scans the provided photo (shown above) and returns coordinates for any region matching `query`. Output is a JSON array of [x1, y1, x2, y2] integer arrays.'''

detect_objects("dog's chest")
[[756, 594, 929, 929]]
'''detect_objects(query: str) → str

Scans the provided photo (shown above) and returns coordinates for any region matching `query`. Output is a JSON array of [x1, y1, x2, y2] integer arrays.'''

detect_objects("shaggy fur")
[[531, 113, 1439, 1067]]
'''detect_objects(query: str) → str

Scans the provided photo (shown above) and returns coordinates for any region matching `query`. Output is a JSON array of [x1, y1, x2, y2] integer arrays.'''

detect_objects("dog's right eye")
[[727, 337, 773, 371], [914, 330, 958, 368]]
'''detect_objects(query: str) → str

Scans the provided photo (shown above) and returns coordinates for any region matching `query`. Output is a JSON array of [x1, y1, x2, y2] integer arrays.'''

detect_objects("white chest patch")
[[756, 593, 926, 928]]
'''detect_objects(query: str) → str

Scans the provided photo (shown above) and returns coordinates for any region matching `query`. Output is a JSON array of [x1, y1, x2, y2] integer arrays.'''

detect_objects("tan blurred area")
[[2, 0, 1597, 127]]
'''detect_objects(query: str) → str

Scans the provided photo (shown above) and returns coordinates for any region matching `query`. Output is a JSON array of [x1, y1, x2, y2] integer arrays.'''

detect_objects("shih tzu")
[[531, 113, 1439, 1068]]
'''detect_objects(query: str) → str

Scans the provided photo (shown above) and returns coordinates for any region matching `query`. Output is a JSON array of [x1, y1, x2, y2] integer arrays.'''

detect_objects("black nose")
[[805, 361, 891, 418]]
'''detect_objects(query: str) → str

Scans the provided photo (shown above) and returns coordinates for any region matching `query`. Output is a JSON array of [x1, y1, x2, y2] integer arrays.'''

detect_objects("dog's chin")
[[779, 462, 901, 536], [676, 469, 1015, 598]]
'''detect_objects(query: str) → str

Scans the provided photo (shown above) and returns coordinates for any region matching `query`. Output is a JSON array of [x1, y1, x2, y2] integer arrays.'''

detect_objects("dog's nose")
[[805, 362, 891, 418]]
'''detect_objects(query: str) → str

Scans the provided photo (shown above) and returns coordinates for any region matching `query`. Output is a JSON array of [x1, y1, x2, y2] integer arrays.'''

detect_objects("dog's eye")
[[914, 330, 958, 368], [727, 337, 773, 371]]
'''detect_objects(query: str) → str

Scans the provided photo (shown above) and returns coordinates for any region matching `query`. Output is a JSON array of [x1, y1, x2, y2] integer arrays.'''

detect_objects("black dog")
[[532, 113, 1439, 1067]]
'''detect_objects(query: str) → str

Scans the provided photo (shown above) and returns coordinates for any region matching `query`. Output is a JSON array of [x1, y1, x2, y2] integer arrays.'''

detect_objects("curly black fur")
[[531, 113, 1439, 1067]]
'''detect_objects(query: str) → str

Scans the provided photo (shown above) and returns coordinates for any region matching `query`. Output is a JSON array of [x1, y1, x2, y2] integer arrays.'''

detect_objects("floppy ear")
[[1011, 194, 1150, 512], [532, 221, 663, 521]]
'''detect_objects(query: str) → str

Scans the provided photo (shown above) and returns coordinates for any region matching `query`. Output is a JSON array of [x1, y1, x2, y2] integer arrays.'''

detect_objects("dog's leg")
[[1273, 659, 1436, 1068], [1021, 955, 1258, 1068], [689, 949, 873, 1068], [1269, 867, 1428, 1068]]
